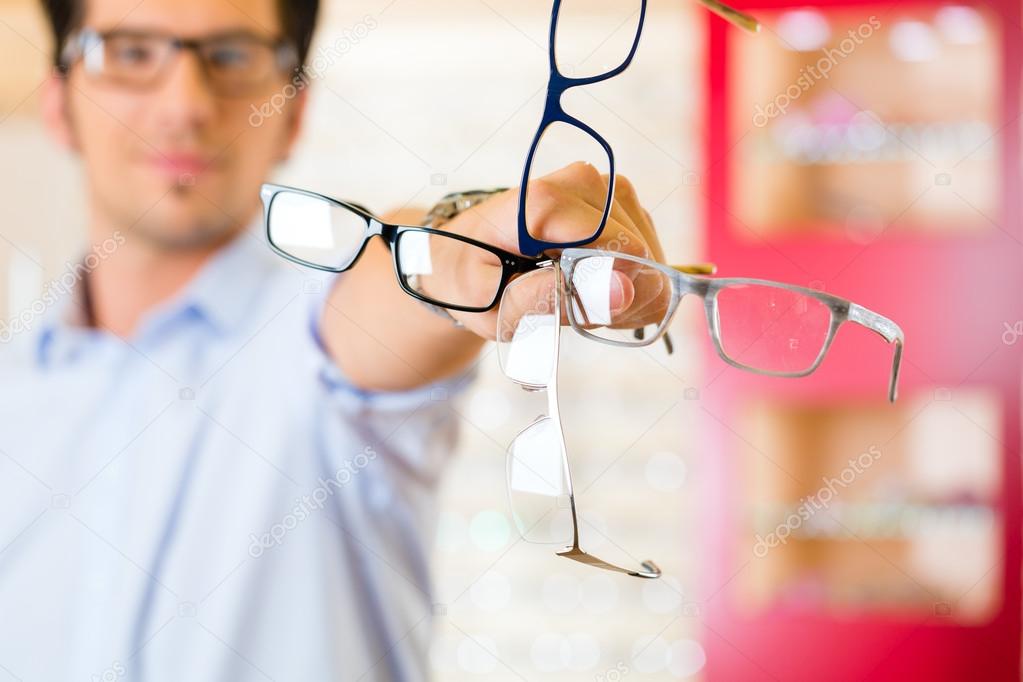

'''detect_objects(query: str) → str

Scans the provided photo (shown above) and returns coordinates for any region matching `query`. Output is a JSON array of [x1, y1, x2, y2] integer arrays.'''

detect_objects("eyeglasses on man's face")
[[260, 184, 542, 313], [517, 0, 760, 257], [59, 28, 299, 97], [559, 249, 905, 402]]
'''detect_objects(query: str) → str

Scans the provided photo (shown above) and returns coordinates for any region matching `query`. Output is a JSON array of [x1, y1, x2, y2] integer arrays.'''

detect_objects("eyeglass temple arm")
[[347, 200, 375, 215], [632, 328, 674, 354], [672, 263, 718, 276], [848, 304, 905, 403], [697, 0, 761, 33], [557, 546, 662, 579]]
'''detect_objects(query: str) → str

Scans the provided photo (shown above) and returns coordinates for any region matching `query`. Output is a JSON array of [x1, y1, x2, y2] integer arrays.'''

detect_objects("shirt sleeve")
[[306, 272, 477, 484]]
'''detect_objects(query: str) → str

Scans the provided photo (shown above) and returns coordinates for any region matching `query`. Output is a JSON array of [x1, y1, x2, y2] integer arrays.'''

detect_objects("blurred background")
[[1, 0, 1020, 680]]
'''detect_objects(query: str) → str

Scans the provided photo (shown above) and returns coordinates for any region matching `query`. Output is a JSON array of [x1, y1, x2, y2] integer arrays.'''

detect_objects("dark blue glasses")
[[516, 0, 759, 258], [516, 0, 648, 258]]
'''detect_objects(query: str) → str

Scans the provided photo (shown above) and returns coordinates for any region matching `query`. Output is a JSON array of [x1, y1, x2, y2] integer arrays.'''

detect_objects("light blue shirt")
[[0, 230, 468, 681]]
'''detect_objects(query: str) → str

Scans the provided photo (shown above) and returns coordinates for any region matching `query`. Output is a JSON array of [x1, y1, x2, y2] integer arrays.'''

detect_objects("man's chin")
[[131, 211, 244, 252], [98, 178, 255, 251]]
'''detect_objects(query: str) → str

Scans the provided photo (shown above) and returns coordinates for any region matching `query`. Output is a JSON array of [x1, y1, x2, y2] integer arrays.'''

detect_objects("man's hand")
[[323, 162, 667, 391], [442, 162, 667, 339]]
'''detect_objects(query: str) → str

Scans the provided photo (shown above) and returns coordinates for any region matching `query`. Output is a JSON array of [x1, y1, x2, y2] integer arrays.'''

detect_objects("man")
[[0, 0, 665, 679]]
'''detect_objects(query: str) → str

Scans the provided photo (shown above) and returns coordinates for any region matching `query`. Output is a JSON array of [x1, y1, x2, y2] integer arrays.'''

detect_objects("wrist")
[[423, 188, 510, 233], [406, 188, 511, 328]]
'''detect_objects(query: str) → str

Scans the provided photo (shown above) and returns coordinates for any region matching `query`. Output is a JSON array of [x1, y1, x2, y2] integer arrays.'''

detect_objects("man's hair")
[[39, 0, 320, 69]]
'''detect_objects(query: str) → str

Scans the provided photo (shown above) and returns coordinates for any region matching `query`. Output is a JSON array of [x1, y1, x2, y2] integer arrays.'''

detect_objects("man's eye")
[[111, 43, 155, 66], [208, 47, 252, 69]]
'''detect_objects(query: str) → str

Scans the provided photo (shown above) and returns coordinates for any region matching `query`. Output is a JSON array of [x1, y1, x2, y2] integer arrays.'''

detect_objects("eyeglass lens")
[[567, 254, 674, 344], [394, 230, 504, 310], [552, 0, 644, 78], [522, 123, 611, 247], [267, 191, 367, 271], [715, 283, 833, 374], [496, 268, 560, 386], [506, 416, 575, 545]]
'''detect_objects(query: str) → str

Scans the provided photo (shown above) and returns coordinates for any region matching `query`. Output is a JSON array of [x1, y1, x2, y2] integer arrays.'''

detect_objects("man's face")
[[59, 0, 303, 250]]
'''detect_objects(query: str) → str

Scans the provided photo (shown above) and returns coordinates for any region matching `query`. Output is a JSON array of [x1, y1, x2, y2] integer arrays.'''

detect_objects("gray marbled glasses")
[[559, 249, 905, 403]]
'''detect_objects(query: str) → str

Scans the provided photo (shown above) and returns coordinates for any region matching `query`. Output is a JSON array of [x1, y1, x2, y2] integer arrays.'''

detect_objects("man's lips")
[[148, 153, 219, 178]]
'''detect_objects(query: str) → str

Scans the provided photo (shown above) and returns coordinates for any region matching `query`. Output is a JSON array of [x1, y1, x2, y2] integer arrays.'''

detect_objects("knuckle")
[[600, 225, 649, 260], [523, 178, 561, 232], [614, 174, 639, 203], [568, 161, 605, 190], [526, 178, 560, 210], [621, 236, 651, 259]]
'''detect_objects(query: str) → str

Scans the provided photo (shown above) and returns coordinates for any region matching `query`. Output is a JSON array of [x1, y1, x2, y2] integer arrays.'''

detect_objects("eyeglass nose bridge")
[[165, 38, 287, 94], [165, 37, 296, 74], [156, 38, 222, 91], [168, 37, 206, 57], [679, 275, 712, 299]]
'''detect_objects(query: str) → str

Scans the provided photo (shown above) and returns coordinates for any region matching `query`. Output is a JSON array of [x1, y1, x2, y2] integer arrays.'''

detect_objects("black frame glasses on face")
[[260, 184, 542, 313], [59, 28, 299, 96], [517, 0, 760, 258]]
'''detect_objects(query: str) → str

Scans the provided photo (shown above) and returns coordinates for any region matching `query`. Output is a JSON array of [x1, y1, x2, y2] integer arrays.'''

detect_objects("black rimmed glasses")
[[59, 28, 299, 96], [517, 0, 760, 256], [260, 184, 542, 313]]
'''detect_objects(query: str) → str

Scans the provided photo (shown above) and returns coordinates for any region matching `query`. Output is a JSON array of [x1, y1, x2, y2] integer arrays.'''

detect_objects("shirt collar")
[[165, 228, 278, 334], [36, 226, 279, 368], [34, 269, 95, 368]]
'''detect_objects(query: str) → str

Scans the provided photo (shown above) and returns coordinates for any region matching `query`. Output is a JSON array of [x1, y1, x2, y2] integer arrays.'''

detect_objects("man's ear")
[[40, 74, 79, 153]]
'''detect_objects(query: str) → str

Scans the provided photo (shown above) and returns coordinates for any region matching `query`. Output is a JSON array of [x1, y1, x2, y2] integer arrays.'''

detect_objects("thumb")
[[609, 270, 636, 315]]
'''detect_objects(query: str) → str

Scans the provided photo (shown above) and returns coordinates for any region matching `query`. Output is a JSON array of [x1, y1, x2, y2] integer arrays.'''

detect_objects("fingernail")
[[609, 272, 632, 314]]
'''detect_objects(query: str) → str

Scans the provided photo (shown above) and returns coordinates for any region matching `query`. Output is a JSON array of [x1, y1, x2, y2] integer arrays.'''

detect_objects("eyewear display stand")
[[701, 0, 1022, 679]]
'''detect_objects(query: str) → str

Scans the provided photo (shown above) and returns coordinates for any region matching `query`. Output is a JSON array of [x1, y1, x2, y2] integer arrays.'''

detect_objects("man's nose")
[[153, 49, 217, 130]]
